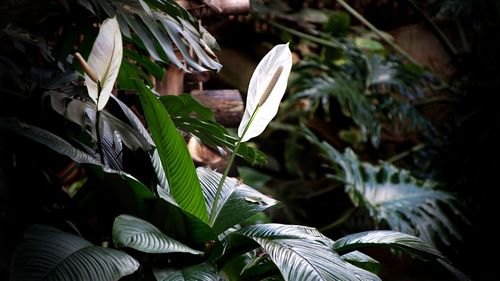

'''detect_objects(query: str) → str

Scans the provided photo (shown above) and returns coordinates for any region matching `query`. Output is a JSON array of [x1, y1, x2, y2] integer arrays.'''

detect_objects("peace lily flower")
[[238, 43, 293, 142], [209, 43, 292, 224], [75, 16, 123, 111]]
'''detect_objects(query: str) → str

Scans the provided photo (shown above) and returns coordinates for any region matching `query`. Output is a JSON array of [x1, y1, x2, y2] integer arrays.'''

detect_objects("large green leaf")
[[81, 0, 221, 72], [136, 82, 208, 223], [113, 214, 203, 255], [10, 225, 138, 281], [154, 262, 219, 281], [197, 167, 280, 233], [225, 224, 380, 281], [332, 231, 469, 281], [160, 94, 267, 165], [305, 131, 463, 247], [0, 117, 99, 165]]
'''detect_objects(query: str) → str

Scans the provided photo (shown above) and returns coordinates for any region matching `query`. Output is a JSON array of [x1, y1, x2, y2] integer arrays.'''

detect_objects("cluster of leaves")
[[0, 1, 469, 281]]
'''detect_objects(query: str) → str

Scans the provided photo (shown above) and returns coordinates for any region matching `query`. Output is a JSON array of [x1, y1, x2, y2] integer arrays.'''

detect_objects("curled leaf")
[[85, 16, 123, 111], [238, 43, 292, 142]]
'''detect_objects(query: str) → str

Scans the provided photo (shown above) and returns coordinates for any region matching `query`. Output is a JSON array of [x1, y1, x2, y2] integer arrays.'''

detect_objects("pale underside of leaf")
[[113, 214, 203, 255]]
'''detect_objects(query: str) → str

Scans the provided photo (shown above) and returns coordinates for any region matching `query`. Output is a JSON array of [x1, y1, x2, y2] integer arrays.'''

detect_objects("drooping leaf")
[[0, 118, 99, 165], [239, 43, 293, 142], [332, 231, 469, 280], [84, 16, 123, 111], [80, 0, 221, 72], [197, 167, 280, 232], [136, 81, 208, 223], [305, 131, 463, 247], [154, 262, 219, 281], [225, 224, 381, 281], [112, 214, 203, 255], [340, 251, 380, 274], [10, 225, 138, 281], [174, 117, 267, 165]]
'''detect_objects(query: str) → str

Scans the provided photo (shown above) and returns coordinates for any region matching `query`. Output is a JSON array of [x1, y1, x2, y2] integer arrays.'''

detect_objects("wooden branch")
[[156, 51, 184, 96], [191, 89, 244, 127], [177, 0, 249, 16]]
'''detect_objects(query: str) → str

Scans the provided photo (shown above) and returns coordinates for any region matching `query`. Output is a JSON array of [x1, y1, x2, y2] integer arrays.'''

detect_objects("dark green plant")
[[0, 0, 469, 280]]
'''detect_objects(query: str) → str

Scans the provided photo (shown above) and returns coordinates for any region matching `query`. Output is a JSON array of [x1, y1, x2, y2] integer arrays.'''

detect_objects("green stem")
[[334, 0, 418, 65], [386, 143, 425, 163], [96, 108, 105, 166], [256, 16, 343, 50], [208, 107, 260, 225]]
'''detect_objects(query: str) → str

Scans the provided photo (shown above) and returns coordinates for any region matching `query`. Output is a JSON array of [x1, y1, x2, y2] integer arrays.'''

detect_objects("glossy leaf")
[[154, 262, 219, 281], [160, 94, 215, 121], [238, 43, 293, 142], [81, 0, 221, 72], [225, 224, 380, 281], [0, 118, 98, 165], [174, 117, 267, 165], [305, 131, 464, 247], [10, 225, 138, 281], [85, 16, 123, 111], [136, 82, 208, 223], [197, 167, 280, 232], [112, 214, 203, 255], [341, 251, 380, 274]]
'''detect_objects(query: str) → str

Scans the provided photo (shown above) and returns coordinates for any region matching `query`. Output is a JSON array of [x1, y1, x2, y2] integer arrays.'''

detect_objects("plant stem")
[[95, 108, 105, 166], [334, 0, 418, 65], [208, 107, 260, 225], [386, 143, 425, 163]]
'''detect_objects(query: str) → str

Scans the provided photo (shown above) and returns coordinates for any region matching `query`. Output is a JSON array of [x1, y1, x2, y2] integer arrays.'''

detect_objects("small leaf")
[[85, 16, 123, 111], [112, 214, 203, 255], [238, 43, 293, 142]]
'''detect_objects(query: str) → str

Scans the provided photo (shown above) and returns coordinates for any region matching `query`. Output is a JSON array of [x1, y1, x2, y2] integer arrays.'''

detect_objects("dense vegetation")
[[1, 0, 497, 280]]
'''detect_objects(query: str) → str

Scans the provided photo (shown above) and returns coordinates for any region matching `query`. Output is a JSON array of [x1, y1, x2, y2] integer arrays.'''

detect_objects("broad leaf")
[[333, 230, 442, 260], [11, 225, 138, 281], [84, 16, 123, 111], [225, 224, 380, 281], [136, 82, 208, 223], [197, 167, 280, 232], [332, 231, 469, 280], [160, 94, 215, 121], [0, 118, 98, 165], [154, 262, 219, 281], [239, 43, 293, 142], [305, 131, 463, 247], [113, 214, 203, 255]]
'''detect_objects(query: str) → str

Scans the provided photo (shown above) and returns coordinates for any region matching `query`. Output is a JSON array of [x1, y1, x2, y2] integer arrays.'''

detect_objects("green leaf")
[[354, 38, 384, 51], [197, 168, 280, 233], [225, 224, 381, 281], [315, 139, 463, 247], [341, 251, 380, 275], [0, 118, 98, 165], [174, 117, 267, 165], [239, 43, 293, 142], [332, 231, 469, 281], [136, 82, 208, 223], [11, 225, 138, 281], [154, 262, 219, 281], [81, 0, 221, 72], [112, 214, 203, 255], [160, 94, 215, 121], [333, 230, 442, 260]]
